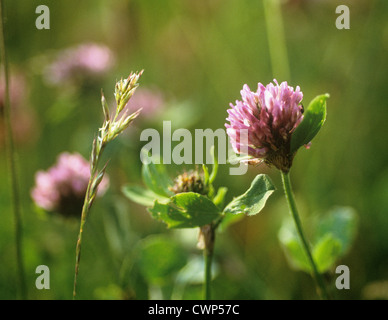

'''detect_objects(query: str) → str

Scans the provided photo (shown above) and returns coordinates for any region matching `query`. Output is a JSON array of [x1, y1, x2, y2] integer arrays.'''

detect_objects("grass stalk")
[[0, 0, 26, 300]]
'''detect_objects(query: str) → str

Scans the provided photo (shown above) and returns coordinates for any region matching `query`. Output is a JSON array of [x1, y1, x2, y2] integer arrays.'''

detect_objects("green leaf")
[[171, 255, 220, 299], [313, 234, 342, 273], [149, 192, 221, 228], [315, 206, 358, 256], [213, 187, 246, 232], [137, 235, 187, 285], [278, 207, 358, 274], [278, 220, 311, 272], [223, 174, 275, 216], [290, 94, 329, 153], [175, 255, 219, 286], [121, 184, 169, 207], [212, 187, 228, 210], [141, 158, 174, 197]]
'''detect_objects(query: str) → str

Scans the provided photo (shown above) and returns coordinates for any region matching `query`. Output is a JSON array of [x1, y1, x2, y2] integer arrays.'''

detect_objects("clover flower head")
[[225, 79, 304, 172], [31, 152, 109, 217]]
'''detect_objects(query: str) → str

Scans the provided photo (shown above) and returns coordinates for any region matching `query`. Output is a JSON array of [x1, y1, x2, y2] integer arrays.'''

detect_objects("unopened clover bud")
[[169, 170, 209, 195]]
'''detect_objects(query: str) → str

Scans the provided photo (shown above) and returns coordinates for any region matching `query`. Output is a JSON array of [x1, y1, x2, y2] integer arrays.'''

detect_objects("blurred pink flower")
[[44, 43, 115, 85], [123, 87, 165, 119], [0, 70, 38, 147], [0, 71, 25, 110], [225, 80, 304, 172], [117, 87, 165, 141], [31, 152, 109, 217]]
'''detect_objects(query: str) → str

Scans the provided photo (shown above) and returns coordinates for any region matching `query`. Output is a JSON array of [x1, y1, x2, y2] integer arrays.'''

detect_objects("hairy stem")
[[281, 171, 329, 300], [201, 224, 215, 300], [0, 0, 26, 300], [203, 247, 212, 300]]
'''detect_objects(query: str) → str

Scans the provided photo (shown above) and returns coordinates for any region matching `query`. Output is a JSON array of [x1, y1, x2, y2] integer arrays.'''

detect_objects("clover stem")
[[201, 224, 215, 300], [281, 171, 329, 300], [204, 246, 212, 300]]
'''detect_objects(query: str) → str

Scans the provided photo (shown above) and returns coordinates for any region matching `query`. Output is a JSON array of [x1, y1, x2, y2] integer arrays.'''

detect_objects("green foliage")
[[175, 256, 207, 286], [313, 234, 342, 273], [124, 148, 275, 234], [315, 206, 358, 256], [124, 150, 226, 229], [215, 174, 275, 232], [278, 220, 311, 272], [141, 156, 174, 198], [291, 94, 329, 154], [223, 174, 275, 216], [149, 192, 221, 228], [212, 187, 228, 210], [137, 235, 187, 285], [208, 146, 218, 184], [122, 185, 168, 207], [278, 206, 358, 273]]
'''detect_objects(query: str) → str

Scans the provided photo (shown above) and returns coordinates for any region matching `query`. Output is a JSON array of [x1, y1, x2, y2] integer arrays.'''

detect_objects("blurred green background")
[[1, 0, 388, 300]]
